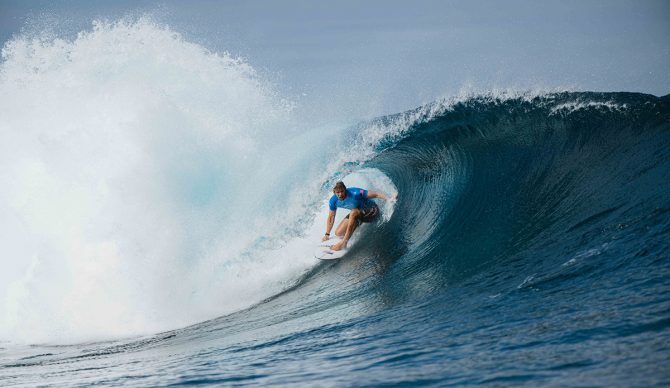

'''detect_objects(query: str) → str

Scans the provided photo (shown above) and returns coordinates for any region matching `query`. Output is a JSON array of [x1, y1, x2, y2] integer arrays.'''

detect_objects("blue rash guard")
[[329, 187, 376, 212]]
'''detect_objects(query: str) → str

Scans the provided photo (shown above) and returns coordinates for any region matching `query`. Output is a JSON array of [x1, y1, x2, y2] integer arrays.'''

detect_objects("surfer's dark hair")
[[334, 181, 346, 192]]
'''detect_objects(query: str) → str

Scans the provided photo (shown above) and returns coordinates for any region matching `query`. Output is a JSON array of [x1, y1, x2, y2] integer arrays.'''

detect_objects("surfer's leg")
[[335, 210, 361, 237], [345, 208, 361, 240], [332, 209, 360, 251], [335, 217, 349, 237]]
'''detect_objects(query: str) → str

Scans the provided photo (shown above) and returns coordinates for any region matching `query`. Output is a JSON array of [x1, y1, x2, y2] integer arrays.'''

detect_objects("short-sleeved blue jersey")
[[329, 187, 375, 211]]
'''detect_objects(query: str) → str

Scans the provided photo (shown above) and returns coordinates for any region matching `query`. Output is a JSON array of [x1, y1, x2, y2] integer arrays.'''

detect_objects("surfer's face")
[[334, 188, 346, 200]]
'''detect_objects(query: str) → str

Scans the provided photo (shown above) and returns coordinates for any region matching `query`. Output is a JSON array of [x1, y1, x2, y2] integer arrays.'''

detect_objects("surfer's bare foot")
[[331, 241, 347, 251]]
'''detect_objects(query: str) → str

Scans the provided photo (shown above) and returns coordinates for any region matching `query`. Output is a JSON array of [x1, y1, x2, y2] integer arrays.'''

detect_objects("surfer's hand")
[[322, 234, 330, 242]]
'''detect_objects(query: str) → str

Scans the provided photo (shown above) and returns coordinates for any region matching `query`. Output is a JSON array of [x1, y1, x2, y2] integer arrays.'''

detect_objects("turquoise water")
[[2, 92, 669, 386], [0, 18, 669, 386]]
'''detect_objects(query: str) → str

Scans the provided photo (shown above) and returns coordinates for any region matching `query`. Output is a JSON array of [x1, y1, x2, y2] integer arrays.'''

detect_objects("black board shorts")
[[345, 204, 380, 224]]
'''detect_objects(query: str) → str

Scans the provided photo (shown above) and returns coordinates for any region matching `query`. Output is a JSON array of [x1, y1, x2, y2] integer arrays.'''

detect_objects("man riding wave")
[[323, 181, 392, 251]]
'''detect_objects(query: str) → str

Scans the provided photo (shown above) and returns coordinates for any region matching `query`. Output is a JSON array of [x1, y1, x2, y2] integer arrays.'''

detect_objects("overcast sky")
[[1, 0, 669, 120]]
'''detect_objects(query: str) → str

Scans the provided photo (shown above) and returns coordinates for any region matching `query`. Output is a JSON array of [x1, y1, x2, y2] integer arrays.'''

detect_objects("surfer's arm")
[[323, 210, 336, 241], [368, 190, 398, 201], [367, 190, 388, 200]]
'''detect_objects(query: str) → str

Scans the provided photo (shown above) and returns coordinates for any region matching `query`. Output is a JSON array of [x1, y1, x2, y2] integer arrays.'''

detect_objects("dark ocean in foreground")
[[2, 92, 669, 386]]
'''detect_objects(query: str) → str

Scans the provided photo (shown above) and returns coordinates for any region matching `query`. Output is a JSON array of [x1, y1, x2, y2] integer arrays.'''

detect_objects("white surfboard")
[[314, 237, 348, 260]]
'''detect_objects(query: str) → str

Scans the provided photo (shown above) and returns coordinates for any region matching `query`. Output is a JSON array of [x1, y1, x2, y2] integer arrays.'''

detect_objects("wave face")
[[1, 20, 670, 386], [369, 92, 670, 295], [3, 90, 668, 385]]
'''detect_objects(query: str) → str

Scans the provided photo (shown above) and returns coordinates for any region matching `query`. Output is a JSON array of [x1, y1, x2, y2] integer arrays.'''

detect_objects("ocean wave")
[[2, 16, 669, 347]]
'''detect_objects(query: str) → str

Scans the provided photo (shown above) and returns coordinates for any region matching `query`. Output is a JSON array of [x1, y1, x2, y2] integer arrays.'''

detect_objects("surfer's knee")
[[350, 208, 361, 218]]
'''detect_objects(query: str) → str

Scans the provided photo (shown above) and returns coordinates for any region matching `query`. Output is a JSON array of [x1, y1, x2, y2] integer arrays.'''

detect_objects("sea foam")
[[0, 18, 402, 344], [0, 18, 303, 344]]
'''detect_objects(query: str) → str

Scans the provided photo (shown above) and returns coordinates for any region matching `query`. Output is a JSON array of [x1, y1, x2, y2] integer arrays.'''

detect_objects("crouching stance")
[[324, 181, 389, 251]]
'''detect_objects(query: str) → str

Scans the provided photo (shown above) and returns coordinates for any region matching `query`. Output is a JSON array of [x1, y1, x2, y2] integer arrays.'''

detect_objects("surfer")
[[323, 181, 391, 251]]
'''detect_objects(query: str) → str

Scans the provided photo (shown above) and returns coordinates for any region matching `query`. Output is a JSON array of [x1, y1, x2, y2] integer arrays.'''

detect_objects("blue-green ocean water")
[[1, 92, 669, 386]]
